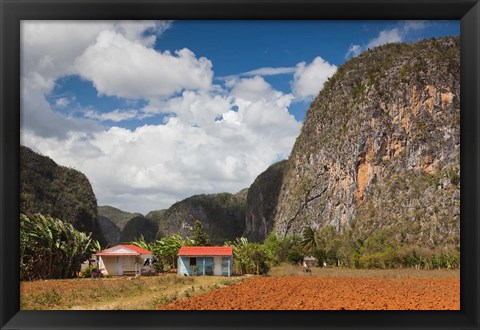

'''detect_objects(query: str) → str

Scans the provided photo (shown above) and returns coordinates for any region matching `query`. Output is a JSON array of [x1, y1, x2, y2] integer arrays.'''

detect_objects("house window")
[[190, 258, 197, 266]]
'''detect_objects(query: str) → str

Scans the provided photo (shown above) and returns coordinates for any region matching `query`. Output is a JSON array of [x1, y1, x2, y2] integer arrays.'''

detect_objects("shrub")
[[286, 248, 305, 265], [79, 266, 95, 278], [263, 233, 304, 264], [230, 238, 275, 275], [312, 248, 327, 267]]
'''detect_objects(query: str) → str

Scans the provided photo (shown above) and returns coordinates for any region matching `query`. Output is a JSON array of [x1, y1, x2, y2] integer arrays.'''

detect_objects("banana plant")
[[20, 213, 100, 280]]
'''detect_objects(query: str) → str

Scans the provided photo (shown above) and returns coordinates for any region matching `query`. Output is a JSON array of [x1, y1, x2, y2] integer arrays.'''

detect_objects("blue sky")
[[44, 20, 459, 127], [21, 20, 459, 212]]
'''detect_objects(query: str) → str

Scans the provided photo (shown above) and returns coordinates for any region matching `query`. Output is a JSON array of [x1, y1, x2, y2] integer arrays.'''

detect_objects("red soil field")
[[159, 276, 460, 310]]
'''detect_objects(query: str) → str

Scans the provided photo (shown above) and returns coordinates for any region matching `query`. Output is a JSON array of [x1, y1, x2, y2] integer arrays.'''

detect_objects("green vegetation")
[[226, 238, 275, 275], [132, 234, 195, 272], [78, 265, 103, 278], [295, 224, 460, 270], [20, 213, 100, 280], [220, 222, 460, 273], [300, 226, 318, 254], [193, 220, 211, 246], [264, 232, 305, 265]]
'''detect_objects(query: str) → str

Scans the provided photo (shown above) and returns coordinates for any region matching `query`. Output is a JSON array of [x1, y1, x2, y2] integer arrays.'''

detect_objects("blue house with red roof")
[[177, 246, 233, 277]]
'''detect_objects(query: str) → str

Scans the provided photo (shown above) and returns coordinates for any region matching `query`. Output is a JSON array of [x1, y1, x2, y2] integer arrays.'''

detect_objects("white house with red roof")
[[95, 244, 153, 276], [177, 246, 233, 277]]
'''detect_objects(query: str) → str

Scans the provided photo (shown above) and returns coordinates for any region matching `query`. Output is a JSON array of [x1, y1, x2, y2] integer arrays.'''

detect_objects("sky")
[[20, 20, 460, 214]]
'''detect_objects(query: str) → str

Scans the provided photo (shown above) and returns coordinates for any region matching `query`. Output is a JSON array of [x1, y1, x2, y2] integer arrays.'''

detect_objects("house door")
[[116, 256, 120, 275], [214, 256, 222, 275]]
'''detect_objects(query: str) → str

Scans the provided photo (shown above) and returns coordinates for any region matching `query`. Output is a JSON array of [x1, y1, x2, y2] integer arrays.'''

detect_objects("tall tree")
[[193, 220, 211, 246]]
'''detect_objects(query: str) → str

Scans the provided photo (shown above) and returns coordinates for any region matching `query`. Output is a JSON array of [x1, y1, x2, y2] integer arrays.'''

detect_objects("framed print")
[[1, 0, 479, 329]]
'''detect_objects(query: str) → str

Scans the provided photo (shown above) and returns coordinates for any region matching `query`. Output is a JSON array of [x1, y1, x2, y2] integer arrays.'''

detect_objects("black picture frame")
[[1, 0, 479, 329]]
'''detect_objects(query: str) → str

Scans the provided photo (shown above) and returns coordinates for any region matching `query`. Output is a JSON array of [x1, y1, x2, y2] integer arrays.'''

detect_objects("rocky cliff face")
[[243, 160, 286, 242], [274, 37, 460, 248], [20, 146, 98, 233], [148, 190, 247, 244]]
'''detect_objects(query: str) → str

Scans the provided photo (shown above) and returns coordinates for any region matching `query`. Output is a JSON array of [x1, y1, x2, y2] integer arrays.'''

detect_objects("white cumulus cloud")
[[55, 98, 71, 107], [22, 84, 300, 213], [20, 21, 302, 213], [21, 20, 172, 92], [21, 20, 173, 138], [291, 57, 337, 100], [144, 90, 232, 127], [231, 76, 282, 102], [74, 31, 213, 99]]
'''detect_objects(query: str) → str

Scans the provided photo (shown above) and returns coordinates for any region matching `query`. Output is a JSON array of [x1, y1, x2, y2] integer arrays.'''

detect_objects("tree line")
[[287, 225, 460, 270], [20, 213, 460, 281]]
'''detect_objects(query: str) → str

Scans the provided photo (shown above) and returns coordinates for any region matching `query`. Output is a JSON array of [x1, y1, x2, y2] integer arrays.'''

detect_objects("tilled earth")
[[159, 276, 460, 310]]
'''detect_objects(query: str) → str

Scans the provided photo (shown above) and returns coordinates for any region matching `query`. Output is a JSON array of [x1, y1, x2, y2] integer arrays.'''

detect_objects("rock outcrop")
[[274, 37, 460, 249]]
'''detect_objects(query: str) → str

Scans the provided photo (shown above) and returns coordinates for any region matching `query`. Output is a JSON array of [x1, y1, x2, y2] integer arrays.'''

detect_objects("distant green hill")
[[20, 146, 97, 233], [97, 205, 143, 231], [145, 209, 167, 224], [93, 215, 122, 247], [120, 216, 159, 243], [147, 190, 247, 245], [97, 206, 161, 244], [243, 160, 286, 242]]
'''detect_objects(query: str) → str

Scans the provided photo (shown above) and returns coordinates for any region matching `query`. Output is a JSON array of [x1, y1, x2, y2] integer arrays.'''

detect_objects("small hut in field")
[[95, 244, 153, 276], [303, 256, 318, 268], [177, 246, 233, 277]]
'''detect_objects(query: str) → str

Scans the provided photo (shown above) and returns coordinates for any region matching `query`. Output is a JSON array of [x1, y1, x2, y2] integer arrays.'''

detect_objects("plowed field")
[[159, 276, 459, 310]]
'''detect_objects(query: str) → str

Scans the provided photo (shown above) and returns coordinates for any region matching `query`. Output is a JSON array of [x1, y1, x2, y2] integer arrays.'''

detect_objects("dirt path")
[[159, 276, 459, 310]]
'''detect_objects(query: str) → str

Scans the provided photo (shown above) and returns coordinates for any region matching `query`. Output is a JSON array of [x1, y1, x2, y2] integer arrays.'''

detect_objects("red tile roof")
[[96, 244, 153, 256], [178, 246, 233, 256], [122, 244, 153, 255]]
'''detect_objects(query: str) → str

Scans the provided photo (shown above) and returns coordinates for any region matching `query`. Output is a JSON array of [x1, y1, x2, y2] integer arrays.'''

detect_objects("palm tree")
[[300, 226, 318, 255]]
